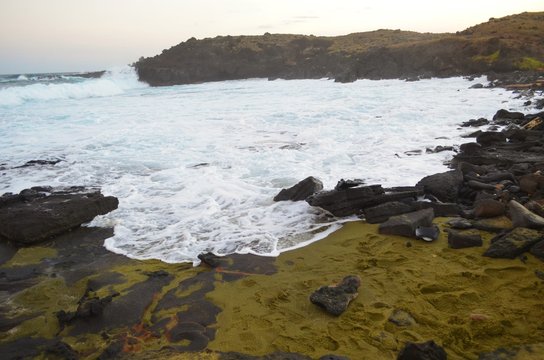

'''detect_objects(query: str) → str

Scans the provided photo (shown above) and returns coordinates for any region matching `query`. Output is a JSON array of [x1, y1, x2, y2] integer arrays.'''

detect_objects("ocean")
[[0, 67, 528, 264]]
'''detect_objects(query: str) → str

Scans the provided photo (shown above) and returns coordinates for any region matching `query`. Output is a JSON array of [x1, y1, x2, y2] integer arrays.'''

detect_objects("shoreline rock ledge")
[[0, 186, 118, 245]]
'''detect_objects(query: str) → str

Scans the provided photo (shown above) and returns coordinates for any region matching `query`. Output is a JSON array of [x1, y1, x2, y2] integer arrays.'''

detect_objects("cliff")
[[135, 12, 544, 86]]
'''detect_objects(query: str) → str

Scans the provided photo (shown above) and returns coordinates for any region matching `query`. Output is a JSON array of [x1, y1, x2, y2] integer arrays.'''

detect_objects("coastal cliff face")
[[135, 12, 544, 86]]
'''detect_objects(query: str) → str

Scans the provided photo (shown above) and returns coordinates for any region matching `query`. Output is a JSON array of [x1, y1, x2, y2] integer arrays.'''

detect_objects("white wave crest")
[[0, 66, 147, 106]]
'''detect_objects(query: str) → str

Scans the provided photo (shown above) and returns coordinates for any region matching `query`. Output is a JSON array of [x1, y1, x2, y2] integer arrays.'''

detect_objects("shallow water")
[[0, 68, 529, 264]]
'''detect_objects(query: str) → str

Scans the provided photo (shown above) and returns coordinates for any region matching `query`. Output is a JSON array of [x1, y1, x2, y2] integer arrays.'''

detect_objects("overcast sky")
[[0, 0, 542, 74]]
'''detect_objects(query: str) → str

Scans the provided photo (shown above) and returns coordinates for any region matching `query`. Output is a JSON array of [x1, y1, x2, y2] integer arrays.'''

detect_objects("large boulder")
[[0, 187, 119, 245], [508, 200, 544, 229], [273, 176, 323, 202], [378, 208, 435, 238], [416, 170, 463, 203], [483, 227, 544, 259]]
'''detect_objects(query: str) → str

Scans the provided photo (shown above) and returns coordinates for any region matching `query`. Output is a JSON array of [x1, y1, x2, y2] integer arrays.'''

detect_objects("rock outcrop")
[[0, 187, 119, 245], [134, 12, 544, 86]]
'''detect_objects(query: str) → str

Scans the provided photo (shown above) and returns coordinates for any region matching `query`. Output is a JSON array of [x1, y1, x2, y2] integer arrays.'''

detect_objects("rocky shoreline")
[[1, 78, 544, 359]]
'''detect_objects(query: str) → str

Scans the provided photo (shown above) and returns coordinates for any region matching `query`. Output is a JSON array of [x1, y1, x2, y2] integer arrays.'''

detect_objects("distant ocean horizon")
[[0, 67, 529, 264]]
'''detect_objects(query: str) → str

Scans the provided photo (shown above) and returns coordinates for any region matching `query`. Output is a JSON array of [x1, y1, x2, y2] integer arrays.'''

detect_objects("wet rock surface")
[[274, 176, 324, 202], [0, 187, 119, 245], [447, 230, 483, 249]]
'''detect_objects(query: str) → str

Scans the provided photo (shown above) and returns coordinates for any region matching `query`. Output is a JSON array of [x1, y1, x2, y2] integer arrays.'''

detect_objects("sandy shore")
[[206, 219, 544, 359]]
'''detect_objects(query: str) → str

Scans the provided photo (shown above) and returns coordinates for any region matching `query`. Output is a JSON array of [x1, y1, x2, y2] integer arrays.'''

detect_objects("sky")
[[0, 0, 542, 74]]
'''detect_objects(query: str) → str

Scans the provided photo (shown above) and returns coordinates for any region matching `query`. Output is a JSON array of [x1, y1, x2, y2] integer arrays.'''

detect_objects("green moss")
[[4, 246, 57, 266], [206, 220, 544, 359], [472, 50, 500, 64], [517, 57, 544, 70]]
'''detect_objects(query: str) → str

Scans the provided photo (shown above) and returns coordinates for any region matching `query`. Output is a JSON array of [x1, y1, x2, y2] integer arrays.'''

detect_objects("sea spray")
[[0, 75, 530, 264]]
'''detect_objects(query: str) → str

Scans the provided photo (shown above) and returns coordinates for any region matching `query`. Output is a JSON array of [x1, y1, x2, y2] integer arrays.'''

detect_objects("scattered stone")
[[461, 118, 488, 127], [57, 286, 120, 330], [493, 109, 525, 122], [379, 208, 434, 238], [519, 173, 544, 194], [526, 200, 544, 217], [363, 201, 415, 224], [508, 200, 544, 229], [536, 270, 544, 280], [484, 227, 544, 259], [198, 252, 225, 268], [466, 180, 497, 191], [447, 218, 473, 229], [0, 187, 119, 245], [405, 149, 423, 156], [310, 275, 360, 316], [16, 159, 63, 168], [417, 170, 463, 203], [425, 146, 455, 154], [414, 202, 461, 217], [334, 179, 365, 191], [473, 199, 505, 218], [397, 340, 447, 360], [476, 132, 507, 147], [307, 185, 421, 217], [469, 83, 484, 89], [447, 230, 483, 249], [415, 225, 440, 242], [274, 176, 324, 202], [389, 309, 416, 327], [458, 142, 482, 155], [472, 216, 513, 233]]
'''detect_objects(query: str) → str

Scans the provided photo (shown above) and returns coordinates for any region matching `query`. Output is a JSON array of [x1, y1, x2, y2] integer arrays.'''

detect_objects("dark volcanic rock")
[[447, 230, 483, 249], [473, 199, 505, 218], [493, 109, 525, 122], [476, 132, 507, 147], [414, 202, 461, 217], [530, 240, 544, 261], [307, 185, 421, 217], [461, 118, 489, 127], [334, 178, 365, 191], [310, 275, 360, 316], [397, 340, 447, 360], [508, 200, 544, 229], [273, 176, 323, 202], [0, 187, 118, 245], [378, 208, 435, 238], [363, 201, 415, 224], [483, 227, 544, 259], [416, 170, 463, 203], [447, 218, 473, 229]]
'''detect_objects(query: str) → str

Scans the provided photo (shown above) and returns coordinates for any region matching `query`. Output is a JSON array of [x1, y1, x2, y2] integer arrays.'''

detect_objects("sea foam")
[[0, 67, 146, 106], [0, 75, 529, 264]]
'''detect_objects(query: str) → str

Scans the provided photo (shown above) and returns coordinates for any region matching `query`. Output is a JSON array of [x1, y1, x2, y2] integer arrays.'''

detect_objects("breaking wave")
[[0, 67, 147, 106]]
